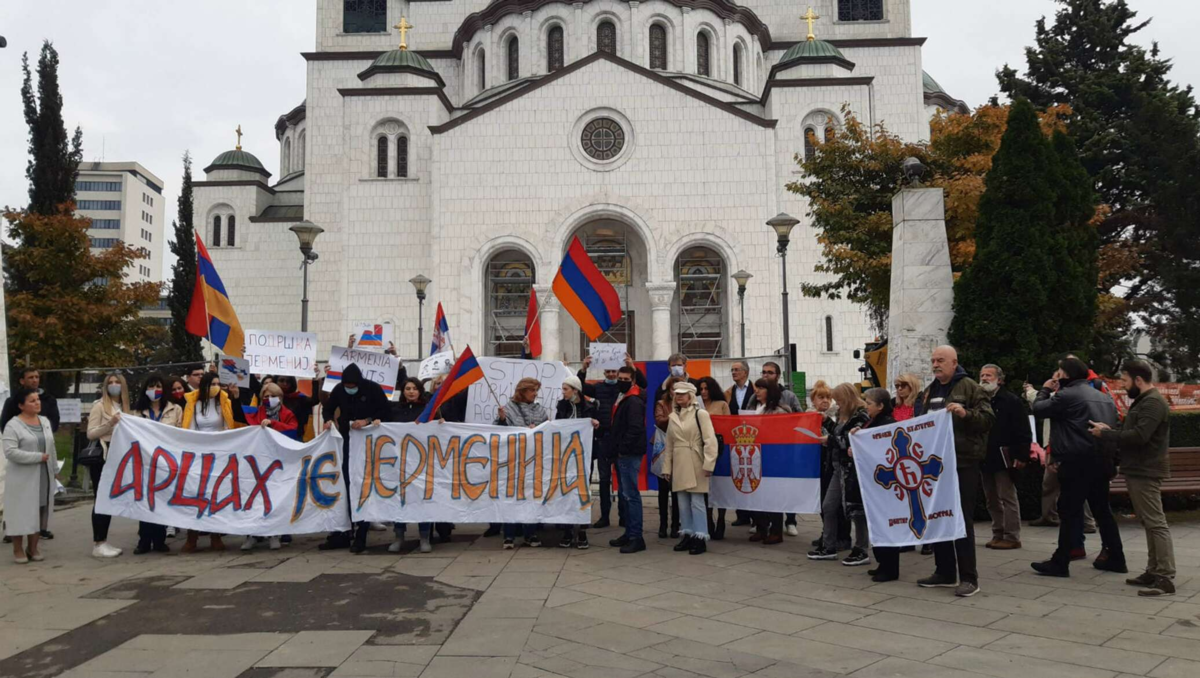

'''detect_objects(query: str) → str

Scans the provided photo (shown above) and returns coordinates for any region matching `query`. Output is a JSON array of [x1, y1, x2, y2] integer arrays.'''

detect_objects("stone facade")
[[194, 0, 957, 388]]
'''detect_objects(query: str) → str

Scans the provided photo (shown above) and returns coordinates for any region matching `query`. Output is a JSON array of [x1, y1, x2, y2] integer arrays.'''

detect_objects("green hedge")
[[1171, 411, 1200, 447]]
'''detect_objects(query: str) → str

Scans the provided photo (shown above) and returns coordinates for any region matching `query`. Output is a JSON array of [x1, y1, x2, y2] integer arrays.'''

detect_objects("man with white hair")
[[979, 364, 1032, 550]]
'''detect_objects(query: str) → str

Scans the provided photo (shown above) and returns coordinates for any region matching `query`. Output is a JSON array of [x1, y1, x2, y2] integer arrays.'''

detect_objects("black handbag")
[[76, 439, 105, 468]]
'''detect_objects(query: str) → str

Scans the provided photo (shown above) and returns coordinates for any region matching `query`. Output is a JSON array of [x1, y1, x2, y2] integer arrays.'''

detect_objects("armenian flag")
[[552, 236, 623, 341], [524, 288, 542, 359], [418, 346, 483, 422], [430, 303, 451, 356], [185, 233, 245, 357], [358, 324, 384, 349]]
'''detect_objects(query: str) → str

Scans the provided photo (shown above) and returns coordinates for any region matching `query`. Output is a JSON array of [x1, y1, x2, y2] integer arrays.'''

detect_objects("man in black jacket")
[[320, 363, 390, 551], [607, 366, 647, 554], [1, 368, 60, 432], [979, 364, 1031, 550], [1031, 356, 1125, 577], [578, 354, 645, 528]]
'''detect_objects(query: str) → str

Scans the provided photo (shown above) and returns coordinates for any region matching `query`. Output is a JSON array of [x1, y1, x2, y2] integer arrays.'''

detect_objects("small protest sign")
[[244, 330, 318, 378], [419, 351, 455, 381], [588, 343, 626, 370], [58, 398, 82, 424], [351, 321, 394, 353], [219, 357, 251, 387], [323, 346, 401, 400], [466, 357, 570, 424]]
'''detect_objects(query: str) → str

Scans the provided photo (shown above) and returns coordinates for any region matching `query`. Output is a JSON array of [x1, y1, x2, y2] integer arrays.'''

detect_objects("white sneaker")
[[370, 522, 387, 532], [241, 538, 255, 551], [785, 525, 799, 537], [419, 536, 432, 554], [92, 543, 121, 558], [268, 537, 281, 550], [388, 540, 402, 553], [166, 527, 176, 538]]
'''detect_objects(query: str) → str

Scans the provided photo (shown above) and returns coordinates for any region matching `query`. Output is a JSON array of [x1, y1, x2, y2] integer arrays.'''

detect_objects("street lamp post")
[[767, 213, 799, 381], [289, 221, 324, 332], [409, 274, 431, 358], [731, 270, 752, 357]]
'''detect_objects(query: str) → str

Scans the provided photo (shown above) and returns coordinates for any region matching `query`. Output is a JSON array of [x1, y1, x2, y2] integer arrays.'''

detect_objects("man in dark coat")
[[607, 366, 647, 554], [578, 354, 645, 528], [979, 364, 1031, 550], [1, 368, 60, 432], [320, 363, 390, 551]]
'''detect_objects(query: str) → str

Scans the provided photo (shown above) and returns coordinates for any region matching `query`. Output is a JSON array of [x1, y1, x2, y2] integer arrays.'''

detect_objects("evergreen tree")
[[1044, 130, 1099, 360], [20, 41, 83, 217], [949, 100, 1061, 383], [167, 152, 202, 362]]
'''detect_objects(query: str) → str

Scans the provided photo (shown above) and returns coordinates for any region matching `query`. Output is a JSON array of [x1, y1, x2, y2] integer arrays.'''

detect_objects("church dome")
[[923, 71, 947, 95], [370, 48, 435, 73], [779, 38, 846, 66], [204, 149, 270, 177]]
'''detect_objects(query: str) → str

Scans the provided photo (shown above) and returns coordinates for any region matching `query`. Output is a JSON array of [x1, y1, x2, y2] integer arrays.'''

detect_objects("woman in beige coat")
[[86, 372, 130, 559], [661, 381, 719, 555]]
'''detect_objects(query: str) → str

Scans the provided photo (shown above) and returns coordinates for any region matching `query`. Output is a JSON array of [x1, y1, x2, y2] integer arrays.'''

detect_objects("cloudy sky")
[[0, 0, 1195, 280]]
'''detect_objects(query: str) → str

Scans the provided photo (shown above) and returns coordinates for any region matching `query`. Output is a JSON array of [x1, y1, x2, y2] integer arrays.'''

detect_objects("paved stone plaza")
[[1, 503, 1198, 678]]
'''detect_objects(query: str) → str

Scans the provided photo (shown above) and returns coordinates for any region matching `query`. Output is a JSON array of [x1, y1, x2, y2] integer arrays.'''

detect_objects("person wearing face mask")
[[179, 372, 236, 553], [131, 373, 183, 555], [608, 366, 648, 554], [577, 353, 645, 529], [86, 373, 131, 558], [322, 363, 390, 553], [662, 353, 701, 390], [239, 382, 299, 551], [978, 365, 1031, 551]]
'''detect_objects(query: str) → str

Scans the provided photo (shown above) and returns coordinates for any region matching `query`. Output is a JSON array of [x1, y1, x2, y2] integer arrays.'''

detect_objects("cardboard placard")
[[351, 321, 394, 353], [244, 330, 318, 378], [58, 398, 82, 424], [588, 343, 627, 371], [419, 351, 455, 381], [466, 357, 570, 424], [323, 346, 401, 400], [219, 357, 251, 387]]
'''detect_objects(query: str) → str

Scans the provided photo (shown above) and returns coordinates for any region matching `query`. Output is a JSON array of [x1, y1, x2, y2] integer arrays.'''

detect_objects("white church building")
[[193, 0, 966, 384]]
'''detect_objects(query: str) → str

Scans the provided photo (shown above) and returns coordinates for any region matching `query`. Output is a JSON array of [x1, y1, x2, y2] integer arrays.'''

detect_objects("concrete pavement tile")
[[331, 660, 415, 676], [441, 559, 511, 578], [1157, 601, 1200, 621], [931, 646, 1118, 678], [770, 582, 892, 608], [645, 616, 762, 645], [555, 571, 602, 588], [492, 573, 561, 588], [869, 596, 1007, 626], [348, 645, 440, 665], [967, 578, 1059, 601], [73, 648, 173, 673], [654, 667, 709, 678], [434, 574, 496, 591], [121, 633, 292, 651], [726, 631, 884, 674], [701, 569, 791, 593], [0, 624, 66, 661], [848, 656, 993, 678], [709, 607, 824, 634], [1047, 604, 1179, 633], [257, 630, 376, 667], [1150, 658, 1200, 678], [61, 671, 151, 678], [652, 577, 767, 603], [642, 592, 744, 618], [985, 633, 1166, 674], [533, 607, 606, 634], [438, 615, 535, 656], [150, 648, 268, 677], [851, 611, 1009, 647], [1163, 621, 1200, 641], [1041, 589, 1173, 616], [593, 566, 677, 585], [747, 662, 842, 678], [173, 568, 260, 590], [505, 560, 568, 574], [744, 593, 875, 623], [480, 587, 552, 602], [545, 588, 594, 608], [469, 597, 547, 619], [564, 644, 663, 672], [529, 655, 644, 678], [734, 560, 806, 579], [541, 621, 670, 653], [512, 663, 571, 678], [10, 596, 136, 630], [566, 578, 666, 602], [393, 558, 455, 578], [1106, 630, 1200, 661], [421, 656, 517, 678], [798, 621, 958, 661], [989, 614, 1124, 645], [557, 596, 683, 628], [952, 592, 1063, 618]]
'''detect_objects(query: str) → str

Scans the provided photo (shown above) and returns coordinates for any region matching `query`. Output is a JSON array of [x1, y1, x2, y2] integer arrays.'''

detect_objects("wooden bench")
[[1110, 447, 1200, 495]]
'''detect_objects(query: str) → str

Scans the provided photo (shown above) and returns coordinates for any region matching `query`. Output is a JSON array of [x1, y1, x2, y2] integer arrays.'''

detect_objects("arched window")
[[676, 246, 727, 358], [838, 0, 884, 22], [227, 215, 236, 247], [396, 136, 408, 178], [477, 49, 487, 90], [548, 25, 564, 72], [824, 315, 835, 352], [696, 32, 710, 77], [733, 44, 743, 86], [376, 136, 388, 178], [649, 24, 667, 70], [507, 36, 520, 81], [297, 131, 306, 170], [212, 215, 222, 248], [597, 21, 616, 54], [825, 126, 835, 143], [804, 127, 818, 163], [282, 138, 292, 176], [485, 250, 536, 357]]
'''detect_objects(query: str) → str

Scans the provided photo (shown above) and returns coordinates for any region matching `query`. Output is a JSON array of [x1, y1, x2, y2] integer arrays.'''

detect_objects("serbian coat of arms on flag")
[[709, 413, 822, 514], [850, 409, 966, 547]]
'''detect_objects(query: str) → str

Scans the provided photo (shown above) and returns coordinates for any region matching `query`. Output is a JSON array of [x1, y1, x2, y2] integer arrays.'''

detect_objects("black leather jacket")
[[1031, 380, 1118, 463]]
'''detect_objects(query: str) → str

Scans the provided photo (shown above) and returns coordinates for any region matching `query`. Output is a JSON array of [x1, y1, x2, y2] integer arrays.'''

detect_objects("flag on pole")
[[525, 289, 542, 359], [418, 346, 483, 423], [552, 236, 623, 341], [430, 303, 451, 356], [185, 233, 245, 357]]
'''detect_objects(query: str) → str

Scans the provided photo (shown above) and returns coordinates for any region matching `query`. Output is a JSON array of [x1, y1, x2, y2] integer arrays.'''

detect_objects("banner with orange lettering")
[[349, 419, 594, 525]]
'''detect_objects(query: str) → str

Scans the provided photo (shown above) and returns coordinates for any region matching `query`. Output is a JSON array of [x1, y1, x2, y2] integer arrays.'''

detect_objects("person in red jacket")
[[240, 382, 299, 552]]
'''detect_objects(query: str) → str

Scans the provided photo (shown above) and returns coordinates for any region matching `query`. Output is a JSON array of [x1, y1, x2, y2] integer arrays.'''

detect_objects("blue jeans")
[[676, 491, 708, 540], [394, 523, 431, 539], [503, 524, 537, 540], [617, 456, 643, 540]]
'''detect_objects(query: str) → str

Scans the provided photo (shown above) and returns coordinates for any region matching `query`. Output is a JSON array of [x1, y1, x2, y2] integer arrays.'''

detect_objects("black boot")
[[673, 535, 693, 552], [689, 538, 707, 555]]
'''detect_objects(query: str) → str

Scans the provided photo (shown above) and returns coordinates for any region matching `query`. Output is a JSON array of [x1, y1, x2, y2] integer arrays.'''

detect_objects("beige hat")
[[672, 381, 697, 395]]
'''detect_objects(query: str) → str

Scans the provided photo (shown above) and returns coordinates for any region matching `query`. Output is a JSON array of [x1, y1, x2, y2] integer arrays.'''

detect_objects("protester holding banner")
[[387, 377, 434, 554], [809, 383, 866, 559], [86, 373, 131, 559], [809, 380, 848, 552], [3, 387, 56, 564], [577, 355, 644, 529], [555, 376, 599, 550], [497, 377, 550, 549], [654, 380, 682, 539], [854, 388, 901, 581], [180, 372, 235, 553], [131, 373, 182, 555], [609, 366, 648, 554], [892, 373, 921, 422], [914, 346, 993, 597], [762, 362, 804, 414], [321, 363, 390, 553], [165, 376, 188, 409], [742, 378, 791, 544], [243, 383, 299, 437], [661, 382, 719, 556]]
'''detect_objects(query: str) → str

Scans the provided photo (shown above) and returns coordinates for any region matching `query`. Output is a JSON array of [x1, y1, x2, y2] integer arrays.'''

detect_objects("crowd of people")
[[1, 343, 1178, 597]]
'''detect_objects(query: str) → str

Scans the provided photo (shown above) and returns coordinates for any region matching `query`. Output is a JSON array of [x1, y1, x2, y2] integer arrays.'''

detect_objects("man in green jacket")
[[1090, 359, 1174, 596], [914, 345, 995, 598]]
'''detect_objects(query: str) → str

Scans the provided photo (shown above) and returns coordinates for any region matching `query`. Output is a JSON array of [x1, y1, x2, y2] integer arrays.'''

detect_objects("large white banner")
[[350, 419, 593, 524], [96, 416, 351, 536], [244, 329, 319, 378], [851, 410, 965, 547], [323, 346, 401, 401], [465, 357, 570, 424]]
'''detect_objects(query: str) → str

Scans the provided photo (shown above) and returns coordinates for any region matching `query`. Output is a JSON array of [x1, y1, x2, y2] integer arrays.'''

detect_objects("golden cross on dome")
[[802, 6, 820, 41], [395, 16, 413, 51], [235, 124, 243, 151]]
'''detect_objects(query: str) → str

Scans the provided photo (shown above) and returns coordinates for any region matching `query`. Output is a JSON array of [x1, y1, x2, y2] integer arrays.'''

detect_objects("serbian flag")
[[552, 236, 623, 341], [524, 289, 542, 359], [430, 303, 451, 356], [418, 346, 483, 422], [709, 413, 823, 513], [358, 324, 384, 349], [185, 233, 245, 357]]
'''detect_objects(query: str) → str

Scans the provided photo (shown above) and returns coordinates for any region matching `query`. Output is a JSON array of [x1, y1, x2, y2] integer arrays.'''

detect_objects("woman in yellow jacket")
[[179, 372, 235, 552], [660, 381, 719, 556]]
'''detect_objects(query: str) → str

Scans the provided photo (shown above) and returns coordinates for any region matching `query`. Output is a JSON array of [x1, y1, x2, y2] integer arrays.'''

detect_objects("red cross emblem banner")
[[851, 410, 966, 547], [709, 413, 823, 514]]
